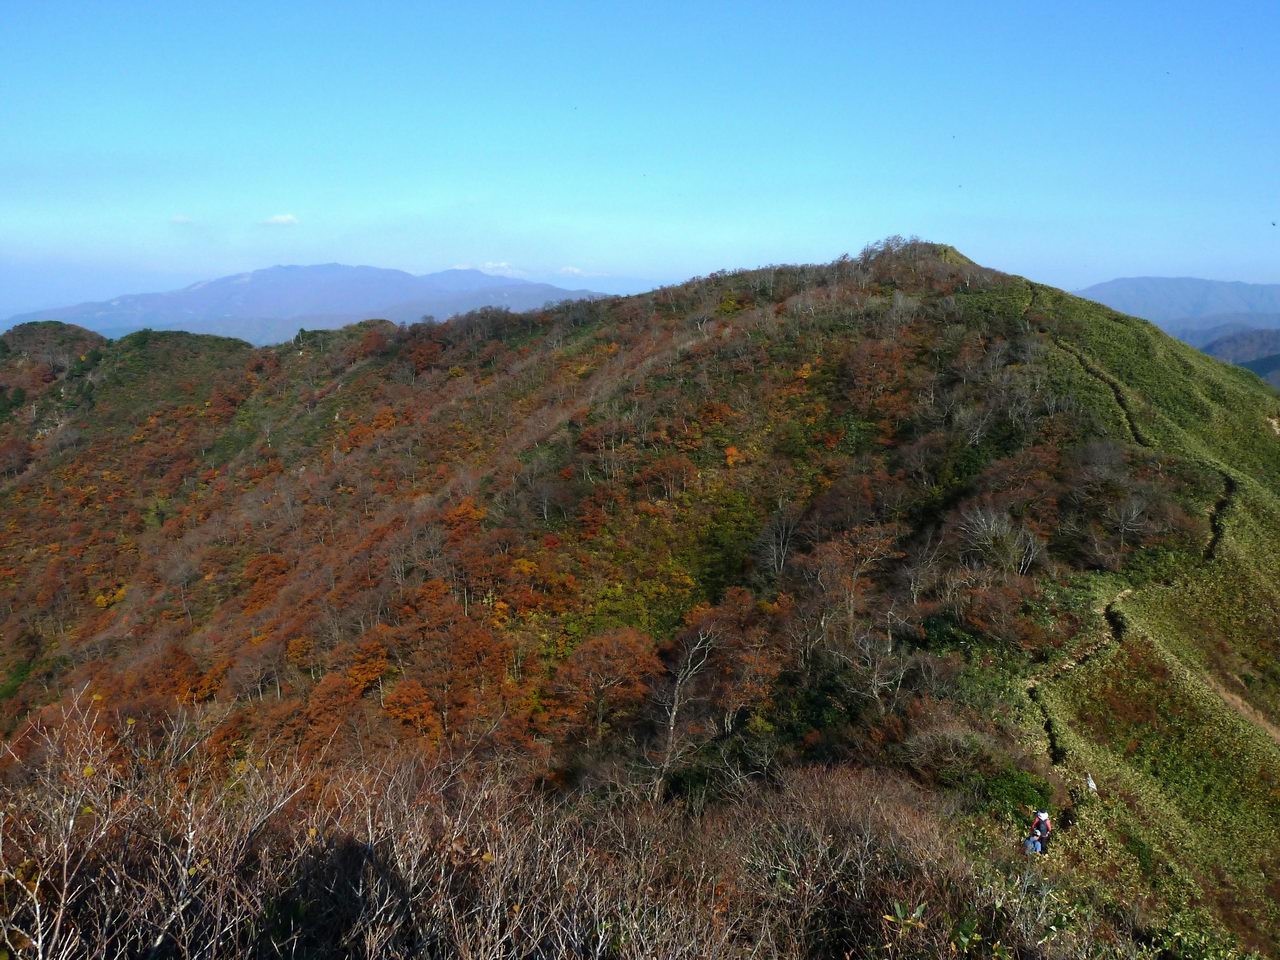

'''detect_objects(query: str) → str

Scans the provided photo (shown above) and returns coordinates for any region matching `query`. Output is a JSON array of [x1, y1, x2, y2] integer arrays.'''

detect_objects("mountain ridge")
[[2, 263, 604, 345], [1077, 275, 1280, 325], [3, 241, 1280, 954], [1202, 327, 1280, 365]]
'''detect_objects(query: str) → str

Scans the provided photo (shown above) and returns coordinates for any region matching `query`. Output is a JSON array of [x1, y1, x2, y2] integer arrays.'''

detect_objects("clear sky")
[[2, 0, 1277, 315]]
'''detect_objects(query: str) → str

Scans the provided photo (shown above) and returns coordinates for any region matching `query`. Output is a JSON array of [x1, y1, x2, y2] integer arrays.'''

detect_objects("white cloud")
[[558, 266, 586, 276], [481, 260, 524, 277], [170, 214, 194, 225], [261, 213, 299, 226], [450, 260, 526, 278]]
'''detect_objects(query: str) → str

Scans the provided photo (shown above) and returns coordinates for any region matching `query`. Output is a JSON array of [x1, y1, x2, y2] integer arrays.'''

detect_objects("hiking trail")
[[1204, 471, 1237, 562], [1027, 590, 1132, 767], [1200, 672, 1280, 748], [1053, 338, 1150, 447]]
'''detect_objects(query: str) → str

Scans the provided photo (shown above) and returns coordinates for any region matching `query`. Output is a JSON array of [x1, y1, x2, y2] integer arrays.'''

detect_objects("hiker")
[[1023, 831, 1042, 856], [1030, 810, 1052, 853]]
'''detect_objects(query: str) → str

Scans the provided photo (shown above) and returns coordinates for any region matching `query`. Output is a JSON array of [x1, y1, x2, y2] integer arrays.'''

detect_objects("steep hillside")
[[2, 241, 1279, 956]]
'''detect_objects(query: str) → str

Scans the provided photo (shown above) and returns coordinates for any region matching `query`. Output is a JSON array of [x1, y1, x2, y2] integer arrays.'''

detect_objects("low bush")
[[0, 699, 1151, 959]]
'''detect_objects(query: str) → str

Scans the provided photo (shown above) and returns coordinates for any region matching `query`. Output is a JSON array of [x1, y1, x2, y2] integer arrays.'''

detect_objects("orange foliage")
[[346, 632, 389, 694], [551, 628, 659, 744], [383, 678, 443, 742]]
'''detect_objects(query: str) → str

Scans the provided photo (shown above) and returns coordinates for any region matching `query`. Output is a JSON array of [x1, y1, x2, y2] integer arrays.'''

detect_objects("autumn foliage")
[[1, 243, 1268, 952], [0, 244, 1204, 767]]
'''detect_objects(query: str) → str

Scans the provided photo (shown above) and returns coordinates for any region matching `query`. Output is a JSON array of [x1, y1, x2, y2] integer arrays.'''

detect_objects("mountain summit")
[[2, 241, 1279, 955], [2, 263, 602, 344]]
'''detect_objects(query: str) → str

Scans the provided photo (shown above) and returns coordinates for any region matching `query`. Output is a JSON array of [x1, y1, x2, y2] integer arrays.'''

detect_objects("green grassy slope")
[[1016, 282, 1280, 953]]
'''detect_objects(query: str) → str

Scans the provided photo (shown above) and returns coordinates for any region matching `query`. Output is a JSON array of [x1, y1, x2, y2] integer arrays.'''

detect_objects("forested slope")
[[1, 241, 1278, 957]]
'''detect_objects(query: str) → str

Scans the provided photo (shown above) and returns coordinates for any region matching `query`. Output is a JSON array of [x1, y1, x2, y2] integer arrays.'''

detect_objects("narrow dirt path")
[[1053, 338, 1151, 447], [1054, 338, 1238, 564], [1199, 672, 1280, 748], [1204, 471, 1237, 562], [1026, 684, 1066, 766], [1027, 590, 1132, 766], [1026, 331, 1152, 768]]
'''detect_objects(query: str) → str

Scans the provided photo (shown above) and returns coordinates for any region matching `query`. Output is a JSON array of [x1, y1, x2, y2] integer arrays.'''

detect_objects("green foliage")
[[0, 658, 32, 702], [975, 764, 1052, 821], [691, 488, 759, 599], [0, 385, 24, 422]]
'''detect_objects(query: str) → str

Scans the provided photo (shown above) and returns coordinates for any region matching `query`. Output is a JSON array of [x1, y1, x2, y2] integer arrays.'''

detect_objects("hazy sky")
[[2, 0, 1277, 316]]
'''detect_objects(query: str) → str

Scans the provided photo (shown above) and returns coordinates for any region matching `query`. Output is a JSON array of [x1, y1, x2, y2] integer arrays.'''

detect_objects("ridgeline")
[[2, 240, 1278, 957]]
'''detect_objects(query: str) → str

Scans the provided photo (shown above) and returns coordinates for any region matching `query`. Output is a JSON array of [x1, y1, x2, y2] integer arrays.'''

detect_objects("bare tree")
[[647, 624, 717, 800]]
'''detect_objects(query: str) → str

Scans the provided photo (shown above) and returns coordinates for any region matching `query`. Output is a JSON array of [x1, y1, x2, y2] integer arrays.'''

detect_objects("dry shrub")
[[0, 698, 1123, 958]]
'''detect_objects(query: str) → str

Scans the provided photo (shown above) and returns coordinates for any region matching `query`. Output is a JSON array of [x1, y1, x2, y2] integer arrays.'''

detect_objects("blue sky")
[[1, 0, 1277, 315]]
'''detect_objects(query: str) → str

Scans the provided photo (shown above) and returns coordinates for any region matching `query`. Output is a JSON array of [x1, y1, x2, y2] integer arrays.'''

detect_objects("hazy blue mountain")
[[1167, 320, 1258, 349], [1201, 327, 1280, 364], [1076, 277, 1280, 325], [2, 264, 603, 345], [1241, 353, 1280, 388], [1164, 312, 1280, 348]]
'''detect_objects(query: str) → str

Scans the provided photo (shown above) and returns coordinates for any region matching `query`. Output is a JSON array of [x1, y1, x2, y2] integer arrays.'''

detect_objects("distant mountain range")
[[1198, 326, 1280, 364], [1161, 313, 1280, 350], [1241, 352, 1280, 388], [1, 264, 604, 345], [1197, 327, 1280, 389], [1075, 276, 1280, 325]]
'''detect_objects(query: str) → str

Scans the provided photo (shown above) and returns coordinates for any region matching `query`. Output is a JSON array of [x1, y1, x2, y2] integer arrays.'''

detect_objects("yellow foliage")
[[446, 496, 486, 526], [286, 636, 314, 665], [490, 599, 511, 628], [94, 585, 127, 608]]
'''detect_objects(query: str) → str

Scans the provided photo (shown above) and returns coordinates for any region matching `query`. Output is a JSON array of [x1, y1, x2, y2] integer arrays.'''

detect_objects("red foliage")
[[551, 628, 659, 744]]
